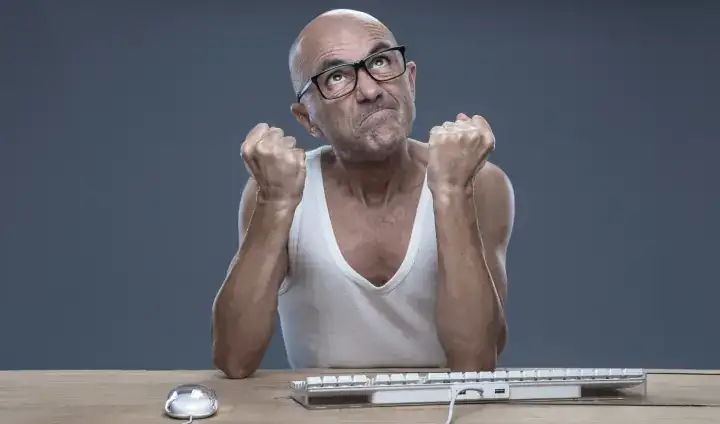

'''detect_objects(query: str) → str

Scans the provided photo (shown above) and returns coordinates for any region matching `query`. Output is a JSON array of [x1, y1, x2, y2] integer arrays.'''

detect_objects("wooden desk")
[[1, 369, 719, 424]]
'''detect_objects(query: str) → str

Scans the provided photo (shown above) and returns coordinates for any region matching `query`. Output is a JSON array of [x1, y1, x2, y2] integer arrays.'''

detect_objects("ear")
[[406, 61, 417, 100], [290, 102, 323, 139]]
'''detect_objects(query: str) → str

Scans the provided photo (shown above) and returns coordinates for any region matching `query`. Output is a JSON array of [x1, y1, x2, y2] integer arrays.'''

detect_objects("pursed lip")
[[360, 109, 393, 124]]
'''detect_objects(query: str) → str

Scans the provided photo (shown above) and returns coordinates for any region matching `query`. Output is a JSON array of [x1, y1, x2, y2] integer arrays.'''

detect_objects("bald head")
[[286, 9, 416, 162], [288, 9, 397, 95]]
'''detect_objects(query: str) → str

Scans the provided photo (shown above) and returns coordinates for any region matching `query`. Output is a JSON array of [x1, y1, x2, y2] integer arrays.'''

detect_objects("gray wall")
[[1, 0, 718, 371]]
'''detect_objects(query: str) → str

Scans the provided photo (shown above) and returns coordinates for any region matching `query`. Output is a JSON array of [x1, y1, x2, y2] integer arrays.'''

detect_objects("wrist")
[[429, 183, 474, 204], [246, 200, 298, 241], [256, 194, 301, 215], [253, 201, 300, 227]]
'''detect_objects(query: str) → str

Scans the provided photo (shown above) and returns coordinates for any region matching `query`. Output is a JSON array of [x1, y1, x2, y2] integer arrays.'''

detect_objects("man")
[[212, 9, 515, 378]]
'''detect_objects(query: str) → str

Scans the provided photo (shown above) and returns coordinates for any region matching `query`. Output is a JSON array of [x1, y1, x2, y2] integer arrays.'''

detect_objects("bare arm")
[[211, 178, 296, 378], [434, 162, 515, 371]]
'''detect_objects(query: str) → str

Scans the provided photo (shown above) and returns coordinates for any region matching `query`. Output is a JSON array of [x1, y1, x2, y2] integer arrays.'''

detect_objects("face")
[[291, 20, 417, 163]]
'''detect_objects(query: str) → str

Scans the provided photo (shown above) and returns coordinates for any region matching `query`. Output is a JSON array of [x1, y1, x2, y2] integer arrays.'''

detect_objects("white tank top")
[[277, 145, 447, 369]]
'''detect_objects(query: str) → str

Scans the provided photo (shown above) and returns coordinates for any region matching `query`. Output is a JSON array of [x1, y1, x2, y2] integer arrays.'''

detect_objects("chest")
[[324, 189, 423, 287]]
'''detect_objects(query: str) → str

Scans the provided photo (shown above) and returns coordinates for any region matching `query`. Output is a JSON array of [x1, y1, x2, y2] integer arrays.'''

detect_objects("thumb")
[[457, 113, 470, 121]]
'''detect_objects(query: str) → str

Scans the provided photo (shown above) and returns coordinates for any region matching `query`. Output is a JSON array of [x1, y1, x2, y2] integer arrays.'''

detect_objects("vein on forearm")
[[433, 192, 503, 367]]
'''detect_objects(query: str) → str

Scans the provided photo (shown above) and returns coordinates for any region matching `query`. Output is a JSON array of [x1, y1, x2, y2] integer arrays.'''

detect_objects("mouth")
[[360, 109, 393, 124]]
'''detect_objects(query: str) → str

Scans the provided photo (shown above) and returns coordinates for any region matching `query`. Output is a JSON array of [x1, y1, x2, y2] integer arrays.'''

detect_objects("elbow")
[[219, 366, 256, 380], [211, 322, 258, 379], [212, 343, 259, 379], [444, 322, 506, 372], [212, 353, 257, 379], [446, 329, 505, 372]]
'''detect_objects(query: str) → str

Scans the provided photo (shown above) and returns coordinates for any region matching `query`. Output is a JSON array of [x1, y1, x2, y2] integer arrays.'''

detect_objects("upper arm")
[[472, 162, 515, 303]]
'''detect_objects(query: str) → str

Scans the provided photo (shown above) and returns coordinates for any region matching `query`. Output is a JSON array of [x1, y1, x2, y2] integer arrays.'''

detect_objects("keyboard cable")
[[445, 385, 485, 424]]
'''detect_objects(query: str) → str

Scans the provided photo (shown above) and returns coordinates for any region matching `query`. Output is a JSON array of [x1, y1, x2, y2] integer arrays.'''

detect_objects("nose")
[[354, 69, 382, 103]]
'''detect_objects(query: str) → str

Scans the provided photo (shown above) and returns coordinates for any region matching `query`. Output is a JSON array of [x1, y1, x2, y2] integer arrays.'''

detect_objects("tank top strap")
[[280, 145, 329, 295], [303, 145, 327, 191]]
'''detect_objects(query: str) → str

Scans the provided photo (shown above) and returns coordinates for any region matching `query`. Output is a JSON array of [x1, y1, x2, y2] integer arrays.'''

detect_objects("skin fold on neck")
[[325, 139, 426, 207]]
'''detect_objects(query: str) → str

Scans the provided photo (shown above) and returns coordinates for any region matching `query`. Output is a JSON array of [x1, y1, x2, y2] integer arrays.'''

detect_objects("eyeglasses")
[[296, 45, 407, 102]]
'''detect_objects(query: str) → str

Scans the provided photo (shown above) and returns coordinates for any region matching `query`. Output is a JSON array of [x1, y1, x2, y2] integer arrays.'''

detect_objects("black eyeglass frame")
[[295, 45, 407, 102]]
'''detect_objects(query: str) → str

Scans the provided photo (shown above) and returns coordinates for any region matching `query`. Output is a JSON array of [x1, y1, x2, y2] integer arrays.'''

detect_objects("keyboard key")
[[522, 369, 537, 380], [449, 372, 464, 382], [405, 373, 421, 384], [375, 374, 390, 385], [625, 368, 644, 378], [307, 376, 323, 387], [478, 371, 493, 381], [322, 376, 338, 386], [463, 371, 479, 381], [352, 375, 367, 385], [550, 369, 566, 379], [337, 375, 352, 385], [595, 368, 610, 379], [390, 374, 405, 384], [580, 369, 595, 379], [427, 372, 448, 383], [608, 369, 622, 379]]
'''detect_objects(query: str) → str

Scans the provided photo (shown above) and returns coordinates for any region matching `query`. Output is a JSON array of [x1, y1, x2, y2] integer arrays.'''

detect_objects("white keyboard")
[[290, 368, 646, 421]]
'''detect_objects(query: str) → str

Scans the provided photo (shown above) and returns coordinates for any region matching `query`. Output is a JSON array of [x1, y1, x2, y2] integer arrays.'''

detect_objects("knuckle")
[[283, 151, 299, 165], [240, 142, 253, 158], [255, 141, 273, 156]]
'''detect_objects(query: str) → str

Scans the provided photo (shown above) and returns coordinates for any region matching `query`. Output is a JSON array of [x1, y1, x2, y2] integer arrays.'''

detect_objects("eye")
[[369, 55, 389, 68], [324, 71, 347, 86]]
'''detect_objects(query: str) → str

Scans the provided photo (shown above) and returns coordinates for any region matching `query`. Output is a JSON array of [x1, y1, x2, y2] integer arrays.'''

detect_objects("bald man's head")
[[287, 9, 417, 163], [288, 9, 397, 95]]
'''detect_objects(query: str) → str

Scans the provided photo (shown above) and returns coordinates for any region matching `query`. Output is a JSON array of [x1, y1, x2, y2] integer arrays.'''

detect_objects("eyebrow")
[[314, 40, 394, 75]]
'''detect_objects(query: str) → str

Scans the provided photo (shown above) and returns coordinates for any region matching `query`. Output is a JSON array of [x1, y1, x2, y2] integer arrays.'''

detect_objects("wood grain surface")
[[1, 369, 719, 424]]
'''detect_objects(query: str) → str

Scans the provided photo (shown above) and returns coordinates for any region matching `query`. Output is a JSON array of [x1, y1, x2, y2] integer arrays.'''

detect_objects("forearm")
[[433, 191, 505, 370], [212, 202, 296, 378]]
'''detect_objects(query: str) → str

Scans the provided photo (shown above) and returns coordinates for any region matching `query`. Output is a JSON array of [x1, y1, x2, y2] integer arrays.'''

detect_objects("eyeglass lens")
[[317, 49, 405, 99]]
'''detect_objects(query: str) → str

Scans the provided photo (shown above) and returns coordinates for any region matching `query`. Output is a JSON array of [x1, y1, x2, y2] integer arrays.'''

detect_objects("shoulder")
[[474, 162, 514, 203], [473, 162, 515, 243]]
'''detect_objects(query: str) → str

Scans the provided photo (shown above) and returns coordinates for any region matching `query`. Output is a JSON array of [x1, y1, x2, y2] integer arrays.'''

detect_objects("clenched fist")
[[241, 123, 306, 205], [427, 113, 495, 195]]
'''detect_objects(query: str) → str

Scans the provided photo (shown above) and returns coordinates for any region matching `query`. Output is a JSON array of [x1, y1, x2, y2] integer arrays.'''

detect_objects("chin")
[[341, 113, 410, 162], [361, 127, 405, 158]]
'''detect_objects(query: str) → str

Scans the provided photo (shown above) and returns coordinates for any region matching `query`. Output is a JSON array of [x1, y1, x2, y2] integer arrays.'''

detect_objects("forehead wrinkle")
[[288, 9, 397, 94], [309, 31, 397, 78], [313, 39, 395, 76]]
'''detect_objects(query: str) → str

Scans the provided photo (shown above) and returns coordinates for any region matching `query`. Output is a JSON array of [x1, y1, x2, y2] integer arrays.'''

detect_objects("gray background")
[[1, 0, 718, 371]]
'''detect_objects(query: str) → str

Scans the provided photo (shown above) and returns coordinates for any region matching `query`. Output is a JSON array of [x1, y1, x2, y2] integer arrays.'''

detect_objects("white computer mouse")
[[164, 384, 219, 420]]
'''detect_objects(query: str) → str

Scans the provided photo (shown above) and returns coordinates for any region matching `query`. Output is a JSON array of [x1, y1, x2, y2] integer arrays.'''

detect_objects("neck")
[[333, 142, 421, 207]]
